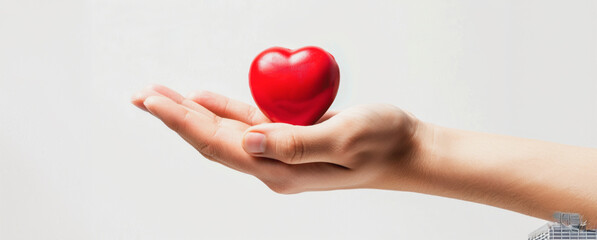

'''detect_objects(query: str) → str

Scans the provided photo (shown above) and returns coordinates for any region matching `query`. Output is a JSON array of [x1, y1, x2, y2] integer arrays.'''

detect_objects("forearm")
[[401, 122, 597, 226]]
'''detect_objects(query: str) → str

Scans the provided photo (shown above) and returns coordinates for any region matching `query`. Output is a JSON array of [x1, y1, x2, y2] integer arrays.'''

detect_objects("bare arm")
[[408, 124, 597, 227], [132, 84, 597, 226]]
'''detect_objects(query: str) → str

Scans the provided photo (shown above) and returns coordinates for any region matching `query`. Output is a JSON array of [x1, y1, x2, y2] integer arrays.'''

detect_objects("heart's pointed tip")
[[268, 114, 324, 126]]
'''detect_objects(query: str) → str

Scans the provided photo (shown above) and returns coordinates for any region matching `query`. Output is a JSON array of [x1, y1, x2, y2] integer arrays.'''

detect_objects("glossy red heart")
[[249, 46, 340, 126]]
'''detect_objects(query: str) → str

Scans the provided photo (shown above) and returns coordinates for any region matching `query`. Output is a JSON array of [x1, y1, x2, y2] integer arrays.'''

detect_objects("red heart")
[[249, 46, 340, 126]]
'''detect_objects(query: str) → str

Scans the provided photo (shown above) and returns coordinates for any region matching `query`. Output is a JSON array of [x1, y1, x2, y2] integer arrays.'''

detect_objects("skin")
[[132, 84, 597, 227]]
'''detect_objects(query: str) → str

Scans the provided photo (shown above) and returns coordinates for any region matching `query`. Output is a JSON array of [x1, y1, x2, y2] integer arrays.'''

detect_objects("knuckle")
[[173, 111, 194, 133], [263, 179, 300, 195], [195, 142, 215, 159], [258, 167, 302, 194], [199, 152, 216, 162], [187, 90, 204, 101], [336, 127, 359, 153], [247, 107, 259, 125], [195, 122, 222, 158], [333, 126, 368, 165], [175, 111, 217, 158], [221, 96, 231, 114], [282, 129, 305, 164]]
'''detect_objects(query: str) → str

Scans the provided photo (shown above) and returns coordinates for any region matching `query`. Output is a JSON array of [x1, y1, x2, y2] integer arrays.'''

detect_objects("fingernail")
[[244, 132, 266, 154], [143, 96, 160, 108], [142, 96, 163, 118]]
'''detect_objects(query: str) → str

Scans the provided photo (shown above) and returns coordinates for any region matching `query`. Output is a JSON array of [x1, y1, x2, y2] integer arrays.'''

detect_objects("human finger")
[[187, 90, 270, 125]]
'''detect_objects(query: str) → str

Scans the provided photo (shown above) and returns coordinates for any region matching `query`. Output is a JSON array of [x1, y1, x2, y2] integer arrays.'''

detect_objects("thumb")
[[242, 123, 336, 164]]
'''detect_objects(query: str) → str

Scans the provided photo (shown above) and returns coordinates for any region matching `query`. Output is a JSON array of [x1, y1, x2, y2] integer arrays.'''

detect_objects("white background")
[[1, 0, 596, 239]]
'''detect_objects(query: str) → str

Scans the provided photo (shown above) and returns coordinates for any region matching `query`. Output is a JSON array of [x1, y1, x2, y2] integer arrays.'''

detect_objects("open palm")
[[132, 85, 420, 193]]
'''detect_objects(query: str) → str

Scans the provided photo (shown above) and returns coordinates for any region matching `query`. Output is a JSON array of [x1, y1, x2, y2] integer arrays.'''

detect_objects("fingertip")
[[131, 87, 166, 112], [243, 131, 266, 154], [131, 91, 142, 102], [186, 90, 202, 99], [143, 95, 166, 105], [131, 91, 147, 110], [242, 124, 271, 155], [142, 95, 169, 114]]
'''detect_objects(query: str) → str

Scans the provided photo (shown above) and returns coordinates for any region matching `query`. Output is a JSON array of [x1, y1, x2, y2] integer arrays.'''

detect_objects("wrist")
[[405, 125, 499, 202], [395, 120, 445, 194], [379, 123, 503, 202], [367, 117, 439, 193]]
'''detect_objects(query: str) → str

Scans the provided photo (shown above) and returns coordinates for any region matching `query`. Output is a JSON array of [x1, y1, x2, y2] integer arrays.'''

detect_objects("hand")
[[132, 84, 597, 226], [132, 85, 425, 194]]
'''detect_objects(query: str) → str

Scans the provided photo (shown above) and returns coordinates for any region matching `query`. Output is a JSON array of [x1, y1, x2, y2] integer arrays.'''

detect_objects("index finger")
[[143, 95, 270, 174], [188, 91, 271, 126]]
